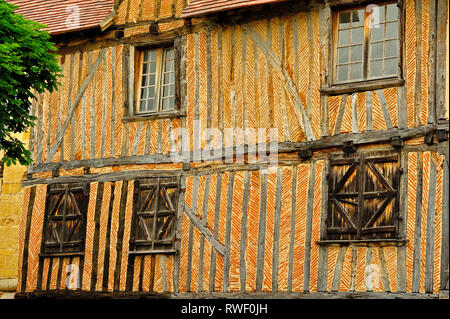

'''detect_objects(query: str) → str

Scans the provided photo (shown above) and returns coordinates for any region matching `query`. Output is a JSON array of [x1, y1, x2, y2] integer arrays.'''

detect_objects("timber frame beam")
[[25, 124, 448, 179]]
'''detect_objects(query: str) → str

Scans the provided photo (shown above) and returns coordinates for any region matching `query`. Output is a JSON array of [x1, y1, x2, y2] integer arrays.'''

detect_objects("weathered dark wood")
[[397, 150, 408, 292], [412, 152, 424, 292], [425, 157, 437, 293], [378, 247, 391, 292], [197, 174, 211, 292], [46, 258, 54, 291], [173, 175, 186, 293], [365, 247, 373, 291], [331, 246, 347, 292], [184, 203, 225, 257], [255, 172, 268, 292], [240, 171, 251, 292], [90, 182, 105, 291], [27, 125, 442, 178], [271, 168, 283, 292], [349, 248, 357, 291], [287, 165, 298, 292], [102, 183, 116, 291], [435, 0, 448, 121], [303, 162, 316, 292], [20, 186, 36, 293], [376, 90, 393, 129], [113, 181, 128, 291], [186, 176, 199, 292], [317, 162, 329, 292], [334, 94, 348, 136], [209, 173, 223, 292], [320, 79, 405, 96], [414, 0, 423, 127], [223, 172, 235, 292]]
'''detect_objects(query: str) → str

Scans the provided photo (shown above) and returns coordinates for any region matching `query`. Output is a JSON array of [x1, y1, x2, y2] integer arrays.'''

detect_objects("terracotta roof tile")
[[180, 0, 289, 18], [7, 0, 114, 34]]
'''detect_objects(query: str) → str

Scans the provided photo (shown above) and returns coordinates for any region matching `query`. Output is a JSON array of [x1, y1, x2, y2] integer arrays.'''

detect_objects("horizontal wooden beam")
[[27, 124, 448, 177], [320, 78, 405, 96]]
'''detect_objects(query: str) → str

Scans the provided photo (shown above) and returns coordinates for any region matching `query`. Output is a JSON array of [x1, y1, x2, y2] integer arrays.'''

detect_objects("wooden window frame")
[[124, 39, 183, 121], [324, 150, 403, 243], [41, 183, 90, 255], [327, 1, 404, 92], [129, 176, 180, 255]]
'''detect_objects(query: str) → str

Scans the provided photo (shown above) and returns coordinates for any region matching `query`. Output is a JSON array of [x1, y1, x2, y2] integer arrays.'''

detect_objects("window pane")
[[165, 60, 174, 72], [147, 99, 155, 111], [337, 65, 348, 82], [386, 3, 398, 21], [148, 86, 155, 98], [142, 63, 148, 75], [150, 49, 157, 60], [370, 4, 385, 25], [338, 47, 349, 64], [150, 61, 157, 73], [351, 27, 364, 44], [141, 88, 147, 100], [385, 40, 397, 57], [350, 45, 363, 62], [370, 60, 382, 77], [371, 42, 383, 59], [386, 21, 398, 38], [371, 25, 384, 42], [164, 74, 172, 85], [140, 100, 146, 112], [339, 12, 351, 28], [149, 74, 156, 86], [338, 29, 350, 46], [143, 51, 150, 62], [384, 57, 397, 75], [165, 47, 174, 60], [350, 63, 362, 80], [352, 9, 364, 26]]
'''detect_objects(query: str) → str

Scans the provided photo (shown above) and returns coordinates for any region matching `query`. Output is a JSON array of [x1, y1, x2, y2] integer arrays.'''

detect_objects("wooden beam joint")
[[343, 141, 357, 154], [390, 137, 405, 149], [425, 133, 435, 145], [298, 148, 313, 160]]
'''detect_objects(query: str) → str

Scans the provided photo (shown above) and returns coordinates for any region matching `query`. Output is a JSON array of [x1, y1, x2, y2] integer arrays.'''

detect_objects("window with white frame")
[[136, 46, 176, 114], [333, 2, 400, 84]]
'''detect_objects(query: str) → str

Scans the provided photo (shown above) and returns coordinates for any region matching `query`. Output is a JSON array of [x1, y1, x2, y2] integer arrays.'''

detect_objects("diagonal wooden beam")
[[366, 162, 394, 191], [333, 162, 358, 194], [364, 196, 394, 229], [242, 24, 316, 141], [184, 202, 225, 256], [332, 198, 357, 229], [47, 49, 107, 163]]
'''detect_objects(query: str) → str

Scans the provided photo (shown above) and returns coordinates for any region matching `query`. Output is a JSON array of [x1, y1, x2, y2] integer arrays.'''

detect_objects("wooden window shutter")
[[327, 151, 401, 240], [42, 183, 90, 254], [130, 177, 179, 253]]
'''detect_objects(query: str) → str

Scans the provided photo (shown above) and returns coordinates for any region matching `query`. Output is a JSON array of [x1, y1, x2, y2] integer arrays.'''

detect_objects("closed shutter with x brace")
[[327, 151, 401, 240], [42, 183, 90, 253], [130, 177, 179, 252]]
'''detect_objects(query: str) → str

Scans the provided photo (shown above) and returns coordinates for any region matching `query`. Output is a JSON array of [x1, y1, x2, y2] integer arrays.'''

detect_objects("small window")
[[42, 183, 90, 254], [130, 177, 179, 253], [333, 3, 400, 84], [326, 151, 401, 240], [135, 46, 176, 114]]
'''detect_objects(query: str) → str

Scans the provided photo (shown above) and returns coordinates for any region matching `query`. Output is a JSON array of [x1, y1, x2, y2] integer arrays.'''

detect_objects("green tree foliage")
[[0, 0, 61, 166]]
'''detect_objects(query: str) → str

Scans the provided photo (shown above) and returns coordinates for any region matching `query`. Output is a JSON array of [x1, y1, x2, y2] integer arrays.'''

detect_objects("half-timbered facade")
[[11, 0, 449, 298]]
